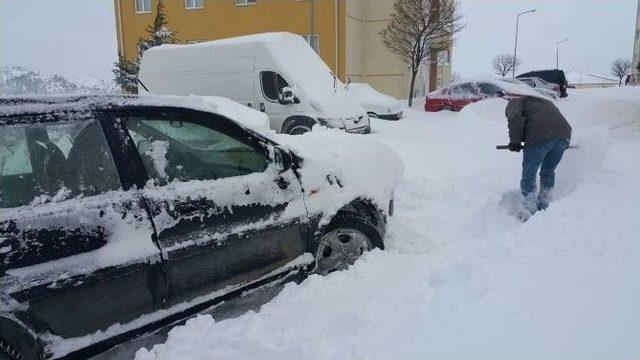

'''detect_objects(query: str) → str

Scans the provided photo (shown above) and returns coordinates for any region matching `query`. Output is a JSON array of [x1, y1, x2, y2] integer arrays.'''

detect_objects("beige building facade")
[[632, 0, 640, 83], [345, 0, 452, 99]]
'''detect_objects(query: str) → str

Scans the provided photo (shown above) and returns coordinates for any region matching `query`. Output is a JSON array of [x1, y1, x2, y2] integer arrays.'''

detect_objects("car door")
[[0, 113, 163, 351], [257, 70, 297, 132], [476, 82, 504, 98], [115, 107, 309, 307], [450, 83, 480, 110]]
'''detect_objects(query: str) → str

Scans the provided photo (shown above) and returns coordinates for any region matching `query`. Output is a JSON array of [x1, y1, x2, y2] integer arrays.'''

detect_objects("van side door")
[[115, 107, 309, 308], [0, 113, 163, 357]]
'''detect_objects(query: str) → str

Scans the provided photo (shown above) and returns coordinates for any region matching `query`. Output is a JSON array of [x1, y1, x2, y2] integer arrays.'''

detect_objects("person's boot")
[[518, 192, 538, 222], [537, 187, 553, 211]]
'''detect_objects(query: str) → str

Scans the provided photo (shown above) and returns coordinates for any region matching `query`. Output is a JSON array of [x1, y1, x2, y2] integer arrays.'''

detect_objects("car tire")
[[313, 213, 384, 276], [441, 105, 454, 111], [284, 117, 316, 135]]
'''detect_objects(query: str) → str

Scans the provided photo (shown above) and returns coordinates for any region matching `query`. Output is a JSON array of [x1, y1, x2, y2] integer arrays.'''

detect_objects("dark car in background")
[[0, 95, 399, 360], [517, 69, 568, 98]]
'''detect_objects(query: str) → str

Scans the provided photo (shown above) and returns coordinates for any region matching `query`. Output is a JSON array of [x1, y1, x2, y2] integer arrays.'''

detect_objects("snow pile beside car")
[[135, 87, 640, 360]]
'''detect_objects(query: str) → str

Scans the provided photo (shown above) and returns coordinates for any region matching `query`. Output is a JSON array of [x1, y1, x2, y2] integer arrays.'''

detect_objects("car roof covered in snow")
[[444, 77, 550, 100], [0, 94, 271, 133]]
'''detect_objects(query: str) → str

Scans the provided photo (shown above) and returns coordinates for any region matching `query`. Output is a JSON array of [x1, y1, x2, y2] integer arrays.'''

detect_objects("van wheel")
[[288, 124, 312, 135], [284, 117, 316, 135], [314, 213, 383, 276]]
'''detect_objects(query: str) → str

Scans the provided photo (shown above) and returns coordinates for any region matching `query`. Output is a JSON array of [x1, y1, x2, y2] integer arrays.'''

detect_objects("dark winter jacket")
[[505, 96, 572, 147]]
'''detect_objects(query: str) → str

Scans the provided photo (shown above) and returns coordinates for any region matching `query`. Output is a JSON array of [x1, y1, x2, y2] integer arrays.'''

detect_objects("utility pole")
[[556, 38, 568, 69], [513, 9, 536, 77]]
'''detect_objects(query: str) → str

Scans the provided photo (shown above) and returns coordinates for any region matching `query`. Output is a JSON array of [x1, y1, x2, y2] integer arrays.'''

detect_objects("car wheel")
[[288, 124, 312, 135], [367, 112, 379, 119], [441, 105, 454, 111], [314, 214, 383, 275]]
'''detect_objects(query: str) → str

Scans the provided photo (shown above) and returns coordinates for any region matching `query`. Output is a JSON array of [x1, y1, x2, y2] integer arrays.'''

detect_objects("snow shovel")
[[495, 144, 579, 150]]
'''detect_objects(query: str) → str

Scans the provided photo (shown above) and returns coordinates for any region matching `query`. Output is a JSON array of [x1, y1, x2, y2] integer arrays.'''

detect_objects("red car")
[[425, 81, 521, 112]]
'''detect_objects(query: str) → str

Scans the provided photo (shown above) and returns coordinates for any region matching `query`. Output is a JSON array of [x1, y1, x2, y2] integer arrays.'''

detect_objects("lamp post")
[[556, 38, 568, 69], [513, 9, 536, 77]]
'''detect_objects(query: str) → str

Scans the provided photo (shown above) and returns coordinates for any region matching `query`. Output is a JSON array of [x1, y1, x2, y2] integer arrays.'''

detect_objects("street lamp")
[[556, 38, 569, 69], [512, 9, 536, 77]]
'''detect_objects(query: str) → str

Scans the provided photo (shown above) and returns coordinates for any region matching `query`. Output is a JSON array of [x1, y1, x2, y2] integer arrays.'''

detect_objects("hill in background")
[[0, 66, 119, 95]]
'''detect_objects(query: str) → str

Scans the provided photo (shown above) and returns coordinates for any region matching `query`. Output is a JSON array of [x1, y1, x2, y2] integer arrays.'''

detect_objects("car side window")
[[0, 119, 121, 208], [450, 84, 475, 98], [260, 71, 290, 102], [123, 117, 269, 185], [477, 82, 502, 96]]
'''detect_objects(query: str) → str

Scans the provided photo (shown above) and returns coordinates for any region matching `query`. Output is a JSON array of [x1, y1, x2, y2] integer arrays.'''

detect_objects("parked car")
[[516, 77, 560, 98], [517, 69, 568, 98], [0, 95, 400, 360], [346, 83, 403, 120], [139, 32, 370, 135], [499, 77, 558, 99], [424, 79, 529, 112]]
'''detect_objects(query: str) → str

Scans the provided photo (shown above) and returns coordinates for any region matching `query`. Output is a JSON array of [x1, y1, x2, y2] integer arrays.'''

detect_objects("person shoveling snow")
[[504, 96, 573, 221]]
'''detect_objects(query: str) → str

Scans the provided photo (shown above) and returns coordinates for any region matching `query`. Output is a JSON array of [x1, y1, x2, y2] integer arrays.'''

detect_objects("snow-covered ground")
[[134, 87, 640, 360]]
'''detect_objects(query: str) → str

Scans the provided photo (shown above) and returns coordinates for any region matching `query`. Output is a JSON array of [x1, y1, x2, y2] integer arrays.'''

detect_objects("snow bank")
[[135, 87, 640, 360]]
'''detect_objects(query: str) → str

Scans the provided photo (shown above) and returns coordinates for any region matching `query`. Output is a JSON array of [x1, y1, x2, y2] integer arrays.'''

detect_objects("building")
[[113, 0, 452, 99], [631, 0, 640, 84], [565, 71, 618, 89]]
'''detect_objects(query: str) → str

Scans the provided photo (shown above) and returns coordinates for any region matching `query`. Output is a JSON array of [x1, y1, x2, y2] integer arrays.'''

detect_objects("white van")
[[138, 32, 370, 135]]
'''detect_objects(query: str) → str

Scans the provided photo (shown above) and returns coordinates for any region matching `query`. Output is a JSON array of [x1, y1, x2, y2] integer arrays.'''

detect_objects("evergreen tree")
[[138, 0, 177, 55], [112, 0, 176, 93], [112, 53, 140, 94]]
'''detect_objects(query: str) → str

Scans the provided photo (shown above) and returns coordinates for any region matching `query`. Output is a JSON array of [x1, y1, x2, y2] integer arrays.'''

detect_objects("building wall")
[[344, 0, 452, 99], [632, 0, 640, 82], [114, 0, 346, 79]]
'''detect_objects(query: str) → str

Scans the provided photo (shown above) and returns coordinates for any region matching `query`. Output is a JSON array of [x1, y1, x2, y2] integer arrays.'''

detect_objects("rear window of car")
[[0, 118, 121, 208]]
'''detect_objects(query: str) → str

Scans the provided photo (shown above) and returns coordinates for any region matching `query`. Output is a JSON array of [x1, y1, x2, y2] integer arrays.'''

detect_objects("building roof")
[[565, 71, 618, 85]]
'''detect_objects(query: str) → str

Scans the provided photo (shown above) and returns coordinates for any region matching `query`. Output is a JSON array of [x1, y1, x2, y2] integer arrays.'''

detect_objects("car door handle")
[[259, 103, 266, 112]]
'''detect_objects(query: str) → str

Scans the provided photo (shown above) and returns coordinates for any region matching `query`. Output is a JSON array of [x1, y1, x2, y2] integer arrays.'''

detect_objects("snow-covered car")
[[425, 78, 545, 112], [517, 70, 568, 98], [512, 77, 559, 98], [346, 83, 403, 120], [500, 77, 558, 99], [0, 95, 402, 360]]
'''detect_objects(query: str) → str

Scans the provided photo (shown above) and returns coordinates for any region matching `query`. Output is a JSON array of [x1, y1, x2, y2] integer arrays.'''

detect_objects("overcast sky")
[[0, 0, 637, 80]]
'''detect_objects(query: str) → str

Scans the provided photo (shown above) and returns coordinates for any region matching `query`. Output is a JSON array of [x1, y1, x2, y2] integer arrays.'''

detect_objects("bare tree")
[[610, 58, 632, 86], [492, 53, 521, 77], [380, 0, 465, 106]]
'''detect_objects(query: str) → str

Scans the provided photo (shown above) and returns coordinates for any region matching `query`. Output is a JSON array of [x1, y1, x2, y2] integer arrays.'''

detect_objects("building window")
[[236, 0, 256, 6], [185, 0, 203, 9], [302, 34, 319, 53], [135, 0, 151, 13]]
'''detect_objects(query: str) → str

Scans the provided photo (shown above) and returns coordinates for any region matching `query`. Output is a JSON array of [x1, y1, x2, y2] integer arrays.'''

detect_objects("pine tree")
[[112, 53, 140, 94], [138, 0, 177, 55], [112, 0, 177, 93]]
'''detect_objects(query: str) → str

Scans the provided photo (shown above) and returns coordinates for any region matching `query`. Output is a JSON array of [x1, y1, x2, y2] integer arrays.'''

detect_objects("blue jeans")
[[521, 138, 569, 214]]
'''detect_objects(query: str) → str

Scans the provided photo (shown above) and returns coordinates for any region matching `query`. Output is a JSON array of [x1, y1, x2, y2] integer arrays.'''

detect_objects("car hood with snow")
[[346, 83, 402, 118]]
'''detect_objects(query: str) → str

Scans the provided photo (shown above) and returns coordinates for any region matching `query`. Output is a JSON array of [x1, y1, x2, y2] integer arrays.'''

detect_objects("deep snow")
[[135, 87, 640, 360]]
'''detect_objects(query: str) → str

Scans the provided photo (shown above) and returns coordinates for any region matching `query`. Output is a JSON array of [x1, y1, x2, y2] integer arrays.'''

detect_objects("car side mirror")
[[272, 145, 293, 172], [278, 86, 295, 105], [497, 90, 505, 97]]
